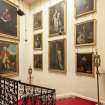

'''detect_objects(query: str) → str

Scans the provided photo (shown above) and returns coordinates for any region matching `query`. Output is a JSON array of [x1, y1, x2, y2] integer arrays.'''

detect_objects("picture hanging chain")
[[24, 15, 28, 42]]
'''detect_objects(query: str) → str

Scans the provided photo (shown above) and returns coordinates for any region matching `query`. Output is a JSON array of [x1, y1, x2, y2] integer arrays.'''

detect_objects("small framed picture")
[[33, 33, 42, 50], [76, 52, 94, 76], [75, 19, 96, 47], [0, 40, 19, 77], [49, 39, 66, 73], [33, 54, 43, 70], [49, 1, 66, 37], [33, 11, 42, 30], [0, 0, 19, 40], [75, 0, 96, 17]]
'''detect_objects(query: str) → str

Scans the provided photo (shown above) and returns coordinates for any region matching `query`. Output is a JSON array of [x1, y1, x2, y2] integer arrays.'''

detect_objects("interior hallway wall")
[[7, 0, 32, 81], [9, 0, 105, 102], [28, 0, 105, 101]]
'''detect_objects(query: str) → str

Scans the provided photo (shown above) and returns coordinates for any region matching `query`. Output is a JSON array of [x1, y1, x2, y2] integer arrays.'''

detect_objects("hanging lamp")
[[17, 0, 25, 16]]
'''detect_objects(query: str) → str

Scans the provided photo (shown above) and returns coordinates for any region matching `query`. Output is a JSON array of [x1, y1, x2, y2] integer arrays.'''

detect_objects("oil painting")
[[0, 0, 19, 39], [33, 33, 42, 50], [0, 41, 19, 76], [75, 0, 96, 17], [49, 1, 66, 37], [75, 20, 96, 47], [76, 52, 94, 75], [33, 11, 42, 30], [33, 54, 43, 70], [49, 39, 66, 72]]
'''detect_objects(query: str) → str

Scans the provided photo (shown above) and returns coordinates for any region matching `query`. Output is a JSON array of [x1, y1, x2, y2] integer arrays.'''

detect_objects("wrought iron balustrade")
[[0, 76, 56, 105]]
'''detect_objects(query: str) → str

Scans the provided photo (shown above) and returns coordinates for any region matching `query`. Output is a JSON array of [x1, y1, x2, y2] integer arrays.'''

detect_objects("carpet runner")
[[56, 97, 96, 105], [18, 96, 96, 105]]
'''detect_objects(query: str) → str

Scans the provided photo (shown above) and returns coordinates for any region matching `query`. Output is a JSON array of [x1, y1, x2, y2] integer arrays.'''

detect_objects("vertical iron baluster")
[[4, 79, 5, 105], [17, 81, 18, 105], [0, 78, 1, 104]]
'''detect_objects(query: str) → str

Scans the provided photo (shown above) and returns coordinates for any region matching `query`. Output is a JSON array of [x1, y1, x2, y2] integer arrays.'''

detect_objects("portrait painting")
[[75, 0, 96, 17], [49, 39, 66, 72], [76, 53, 94, 75], [49, 1, 66, 37], [75, 20, 96, 47], [33, 33, 42, 50], [0, 0, 19, 39], [0, 41, 19, 76], [33, 11, 42, 30], [33, 54, 43, 70]]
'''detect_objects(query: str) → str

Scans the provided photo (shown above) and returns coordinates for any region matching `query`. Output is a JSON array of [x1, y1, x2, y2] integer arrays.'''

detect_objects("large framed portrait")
[[49, 1, 66, 37], [33, 33, 42, 50], [76, 52, 94, 76], [33, 11, 42, 30], [49, 39, 66, 73], [0, 40, 19, 77], [75, 19, 96, 47], [0, 0, 19, 40], [75, 0, 96, 17], [33, 54, 43, 70]]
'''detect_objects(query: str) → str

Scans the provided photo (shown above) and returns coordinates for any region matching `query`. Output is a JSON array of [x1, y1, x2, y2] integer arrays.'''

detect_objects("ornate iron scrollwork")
[[0, 76, 56, 105]]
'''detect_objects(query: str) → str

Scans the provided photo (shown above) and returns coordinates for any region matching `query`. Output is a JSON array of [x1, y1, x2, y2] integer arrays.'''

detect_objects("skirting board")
[[56, 93, 105, 105]]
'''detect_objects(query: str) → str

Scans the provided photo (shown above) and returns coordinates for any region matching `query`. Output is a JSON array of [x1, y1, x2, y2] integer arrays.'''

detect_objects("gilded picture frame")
[[76, 52, 94, 76], [33, 33, 42, 50], [75, 19, 96, 47], [48, 39, 66, 73], [49, 1, 67, 37], [33, 54, 43, 70], [75, 0, 96, 17], [33, 11, 42, 30], [0, 40, 19, 77], [0, 0, 19, 40]]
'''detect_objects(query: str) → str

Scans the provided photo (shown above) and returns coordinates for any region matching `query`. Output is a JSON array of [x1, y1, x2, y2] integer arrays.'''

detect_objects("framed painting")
[[33, 33, 42, 50], [0, 40, 19, 77], [75, 19, 96, 47], [49, 1, 66, 37], [49, 39, 66, 73], [76, 52, 94, 76], [0, 0, 19, 40], [33, 11, 42, 30], [33, 54, 43, 70], [75, 0, 96, 17]]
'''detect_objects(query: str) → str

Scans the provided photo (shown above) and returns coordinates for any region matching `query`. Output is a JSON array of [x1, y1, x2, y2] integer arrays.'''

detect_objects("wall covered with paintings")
[[2, 0, 31, 80], [28, 0, 105, 102], [4, 0, 105, 103], [0, 0, 20, 77]]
